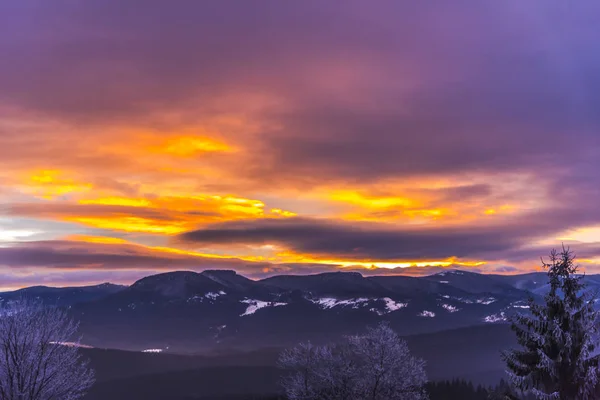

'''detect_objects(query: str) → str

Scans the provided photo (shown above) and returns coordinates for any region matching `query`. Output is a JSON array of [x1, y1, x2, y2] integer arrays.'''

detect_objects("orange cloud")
[[24, 170, 92, 199], [7, 192, 297, 235], [322, 184, 519, 225], [152, 135, 235, 156], [79, 197, 152, 207], [64, 235, 130, 245], [271, 249, 487, 270]]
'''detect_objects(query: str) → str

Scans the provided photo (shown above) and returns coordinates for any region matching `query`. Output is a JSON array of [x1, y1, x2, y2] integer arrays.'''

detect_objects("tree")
[[0, 300, 95, 400], [502, 247, 600, 399], [426, 379, 491, 400], [278, 322, 428, 400], [278, 340, 357, 400], [278, 341, 322, 400], [349, 323, 428, 400]]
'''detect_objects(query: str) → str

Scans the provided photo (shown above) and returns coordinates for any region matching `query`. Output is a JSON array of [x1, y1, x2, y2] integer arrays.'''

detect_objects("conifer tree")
[[502, 247, 600, 399]]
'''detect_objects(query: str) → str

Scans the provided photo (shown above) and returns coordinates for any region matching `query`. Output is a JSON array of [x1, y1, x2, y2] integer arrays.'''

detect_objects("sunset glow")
[[1, 1, 600, 289]]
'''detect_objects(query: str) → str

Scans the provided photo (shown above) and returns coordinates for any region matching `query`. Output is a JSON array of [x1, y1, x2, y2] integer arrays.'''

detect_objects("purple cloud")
[[2, 0, 600, 283]]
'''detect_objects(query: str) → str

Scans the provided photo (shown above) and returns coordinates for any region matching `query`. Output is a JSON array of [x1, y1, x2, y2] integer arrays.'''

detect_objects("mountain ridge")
[[2, 269, 597, 354]]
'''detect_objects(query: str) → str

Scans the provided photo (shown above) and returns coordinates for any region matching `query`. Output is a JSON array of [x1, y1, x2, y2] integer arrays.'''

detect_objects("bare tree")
[[0, 300, 95, 400], [278, 322, 428, 400], [278, 341, 322, 400], [350, 323, 428, 400], [308, 344, 357, 400]]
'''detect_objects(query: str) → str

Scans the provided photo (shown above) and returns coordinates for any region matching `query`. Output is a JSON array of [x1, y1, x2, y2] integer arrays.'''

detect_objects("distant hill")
[[3, 268, 595, 353], [0, 283, 125, 306], [261, 271, 394, 297]]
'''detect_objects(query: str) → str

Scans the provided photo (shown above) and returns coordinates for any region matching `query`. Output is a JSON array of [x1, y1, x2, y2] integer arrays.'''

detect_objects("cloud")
[[1, 1, 600, 285], [0, 238, 392, 286], [2, 234, 600, 291], [178, 217, 518, 262], [3, 195, 295, 234], [486, 266, 522, 274], [0, 238, 278, 275], [179, 206, 600, 263], [0, 269, 146, 291], [1, 1, 599, 186], [1, 0, 600, 190]]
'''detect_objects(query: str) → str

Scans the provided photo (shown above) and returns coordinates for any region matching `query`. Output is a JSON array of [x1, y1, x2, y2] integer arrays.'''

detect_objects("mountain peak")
[[130, 271, 225, 298], [200, 269, 265, 293], [201, 270, 238, 277], [261, 270, 390, 298], [132, 271, 200, 286], [318, 271, 364, 278], [430, 269, 483, 278]]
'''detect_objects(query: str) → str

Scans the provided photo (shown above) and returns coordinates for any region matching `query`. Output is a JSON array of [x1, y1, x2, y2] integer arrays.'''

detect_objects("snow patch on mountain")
[[50, 341, 93, 349], [142, 349, 163, 353], [443, 296, 496, 305], [511, 301, 530, 309], [484, 312, 507, 323], [205, 291, 226, 300], [419, 310, 436, 318], [310, 297, 407, 315], [371, 298, 408, 315], [240, 299, 286, 316], [310, 297, 371, 310], [454, 297, 496, 305], [441, 304, 459, 313], [212, 324, 228, 342], [382, 297, 408, 312], [437, 270, 464, 277], [188, 291, 227, 303]]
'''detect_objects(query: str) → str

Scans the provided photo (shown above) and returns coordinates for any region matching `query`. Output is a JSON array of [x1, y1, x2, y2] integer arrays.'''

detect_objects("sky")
[[2, 1, 600, 289]]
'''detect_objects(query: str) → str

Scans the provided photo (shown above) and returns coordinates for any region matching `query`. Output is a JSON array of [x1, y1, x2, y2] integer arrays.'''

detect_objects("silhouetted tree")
[[0, 300, 94, 400], [502, 247, 600, 399], [427, 379, 490, 400], [426, 379, 540, 400]]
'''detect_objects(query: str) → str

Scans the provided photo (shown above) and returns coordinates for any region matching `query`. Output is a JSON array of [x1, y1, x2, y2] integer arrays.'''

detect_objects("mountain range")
[[3, 268, 592, 354]]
